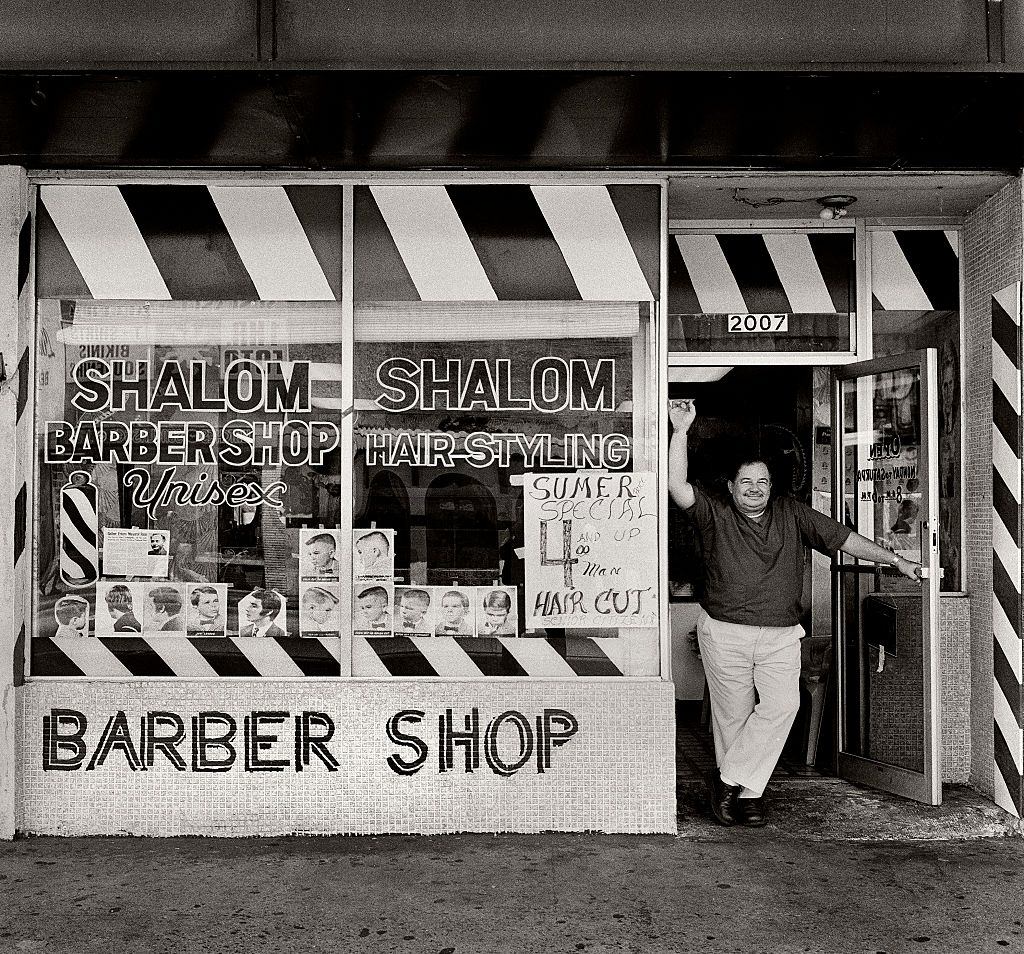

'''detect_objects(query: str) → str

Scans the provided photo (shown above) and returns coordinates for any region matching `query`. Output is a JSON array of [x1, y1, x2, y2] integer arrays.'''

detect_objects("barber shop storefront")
[[1, 26, 1024, 833], [6, 165, 1019, 835]]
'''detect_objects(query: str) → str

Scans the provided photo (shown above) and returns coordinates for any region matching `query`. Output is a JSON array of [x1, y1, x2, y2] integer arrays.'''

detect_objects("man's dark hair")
[[104, 584, 133, 611], [149, 585, 182, 616], [190, 585, 218, 607], [252, 588, 283, 618], [730, 457, 773, 484]]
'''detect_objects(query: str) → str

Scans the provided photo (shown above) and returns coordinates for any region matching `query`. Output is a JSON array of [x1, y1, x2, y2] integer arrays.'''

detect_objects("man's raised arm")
[[668, 400, 697, 510]]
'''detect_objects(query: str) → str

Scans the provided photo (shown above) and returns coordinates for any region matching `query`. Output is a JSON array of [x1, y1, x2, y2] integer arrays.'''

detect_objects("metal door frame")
[[832, 348, 942, 805]]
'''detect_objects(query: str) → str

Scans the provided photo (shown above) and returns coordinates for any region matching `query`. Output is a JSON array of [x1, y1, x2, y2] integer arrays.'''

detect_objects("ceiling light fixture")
[[817, 195, 857, 220]]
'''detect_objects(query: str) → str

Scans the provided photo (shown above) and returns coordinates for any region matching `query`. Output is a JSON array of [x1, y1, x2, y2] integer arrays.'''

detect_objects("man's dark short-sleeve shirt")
[[685, 485, 852, 627]]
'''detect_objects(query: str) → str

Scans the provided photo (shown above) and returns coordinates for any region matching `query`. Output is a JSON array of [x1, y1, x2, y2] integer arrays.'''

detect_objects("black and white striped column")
[[991, 283, 1023, 817]]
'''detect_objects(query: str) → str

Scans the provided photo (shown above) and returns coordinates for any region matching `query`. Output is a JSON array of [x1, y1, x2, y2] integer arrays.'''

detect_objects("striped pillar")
[[0, 167, 32, 839], [991, 283, 1024, 817]]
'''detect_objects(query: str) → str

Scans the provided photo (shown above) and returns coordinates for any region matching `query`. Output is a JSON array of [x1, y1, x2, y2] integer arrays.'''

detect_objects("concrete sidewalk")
[[0, 781, 1021, 954]]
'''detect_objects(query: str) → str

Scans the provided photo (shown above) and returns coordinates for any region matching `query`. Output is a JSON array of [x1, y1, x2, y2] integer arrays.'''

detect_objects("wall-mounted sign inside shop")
[[727, 313, 789, 333], [524, 472, 658, 628]]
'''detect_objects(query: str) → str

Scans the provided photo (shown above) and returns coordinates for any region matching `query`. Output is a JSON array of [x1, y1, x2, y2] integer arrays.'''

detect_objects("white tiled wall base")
[[17, 679, 677, 836]]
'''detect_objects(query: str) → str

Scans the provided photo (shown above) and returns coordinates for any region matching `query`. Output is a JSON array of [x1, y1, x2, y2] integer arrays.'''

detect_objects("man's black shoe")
[[708, 773, 742, 826], [735, 796, 767, 827]]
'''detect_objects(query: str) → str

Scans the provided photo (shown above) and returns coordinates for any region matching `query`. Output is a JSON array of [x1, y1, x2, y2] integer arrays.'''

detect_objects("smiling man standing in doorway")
[[668, 400, 922, 827]]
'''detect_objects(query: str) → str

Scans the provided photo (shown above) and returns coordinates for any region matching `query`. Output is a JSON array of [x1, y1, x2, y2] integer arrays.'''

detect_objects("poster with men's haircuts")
[[53, 595, 90, 637], [143, 582, 186, 634], [352, 583, 394, 635], [236, 588, 288, 638], [300, 583, 342, 636], [102, 528, 171, 578], [394, 585, 435, 636], [476, 586, 519, 636], [299, 528, 341, 582], [434, 586, 476, 636], [353, 528, 395, 581], [185, 582, 228, 635], [94, 581, 146, 636]]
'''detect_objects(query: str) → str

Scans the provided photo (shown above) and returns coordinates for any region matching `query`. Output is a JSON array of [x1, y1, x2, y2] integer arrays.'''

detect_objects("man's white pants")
[[696, 610, 803, 798]]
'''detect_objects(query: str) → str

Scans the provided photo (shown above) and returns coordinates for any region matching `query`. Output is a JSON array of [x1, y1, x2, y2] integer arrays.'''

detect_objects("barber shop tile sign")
[[40, 706, 580, 778]]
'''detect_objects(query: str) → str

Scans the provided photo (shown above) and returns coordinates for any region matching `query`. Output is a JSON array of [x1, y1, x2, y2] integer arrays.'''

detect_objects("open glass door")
[[832, 349, 941, 805]]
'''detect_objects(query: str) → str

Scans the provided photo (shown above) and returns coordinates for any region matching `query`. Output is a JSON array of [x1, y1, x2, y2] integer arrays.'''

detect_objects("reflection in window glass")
[[870, 229, 961, 591]]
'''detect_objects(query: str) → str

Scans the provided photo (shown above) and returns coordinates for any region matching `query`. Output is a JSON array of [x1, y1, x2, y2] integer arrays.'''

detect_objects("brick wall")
[[963, 179, 1023, 796]]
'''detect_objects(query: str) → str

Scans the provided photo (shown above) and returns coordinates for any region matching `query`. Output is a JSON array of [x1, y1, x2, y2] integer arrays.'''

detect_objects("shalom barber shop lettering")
[[45, 358, 340, 517], [41, 707, 580, 777]]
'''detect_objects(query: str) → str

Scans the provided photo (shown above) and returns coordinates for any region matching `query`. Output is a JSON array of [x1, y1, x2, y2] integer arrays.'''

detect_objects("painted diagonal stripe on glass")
[[993, 340, 1022, 413], [447, 185, 580, 301], [995, 687, 1023, 774], [717, 235, 790, 315], [31, 638, 86, 677], [120, 185, 258, 301], [994, 598, 1023, 682], [994, 429, 1022, 505], [353, 186, 419, 302], [668, 236, 702, 315], [233, 637, 305, 677], [188, 637, 262, 677], [994, 724, 1024, 815], [547, 636, 623, 676], [351, 637, 392, 676], [284, 185, 344, 302], [893, 231, 959, 312], [412, 636, 482, 677], [17, 213, 30, 297], [276, 638, 340, 677], [993, 555, 1022, 635], [15, 348, 29, 424], [607, 185, 660, 299], [870, 231, 931, 311], [455, 637, 529, 676], [145, 637, 219, 677], [35, 203, 91, 299], [763, 234, 837, 314], [994, 484, 1022, 557], [369, 186, 496, 301], [531, 186, 650, 301], [807, 233, 854, 314], [208, 187, 335, 301], [674, 235, 746, 314], [98, 638, 176, 677], [366, 636, 439, 676], [53, 637, 133, 676], [495, 637, 577, 677], [993, 297, 1021, 373], [945, 231, 959, 257], [993, 388, 1021, 458], [40, 186, 170, 300], [13, 483, 26, 564]]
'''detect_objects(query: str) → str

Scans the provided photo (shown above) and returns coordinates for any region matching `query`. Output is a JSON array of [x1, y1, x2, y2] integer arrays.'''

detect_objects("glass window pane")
[[870, 229, 961, 591]]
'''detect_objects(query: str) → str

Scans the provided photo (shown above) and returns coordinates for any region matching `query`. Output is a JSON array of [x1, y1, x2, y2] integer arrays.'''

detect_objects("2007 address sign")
[[727, 313, 789, 333]]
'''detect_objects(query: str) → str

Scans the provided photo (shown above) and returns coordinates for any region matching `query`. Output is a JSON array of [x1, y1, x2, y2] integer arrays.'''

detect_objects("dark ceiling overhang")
[[2, 70, 1023, 172]]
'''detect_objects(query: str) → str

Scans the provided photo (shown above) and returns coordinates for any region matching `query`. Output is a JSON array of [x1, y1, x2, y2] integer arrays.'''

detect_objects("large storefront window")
[[350, 301, 659, 646], [35, 299, 346, 646], [31, 180, 665, 679], [870, 228, 962, 591]]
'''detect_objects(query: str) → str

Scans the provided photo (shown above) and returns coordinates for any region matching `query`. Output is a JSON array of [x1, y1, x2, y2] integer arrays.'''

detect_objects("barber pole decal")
[[57, 472, 99, 589], [992, 284, 1024, 817]]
